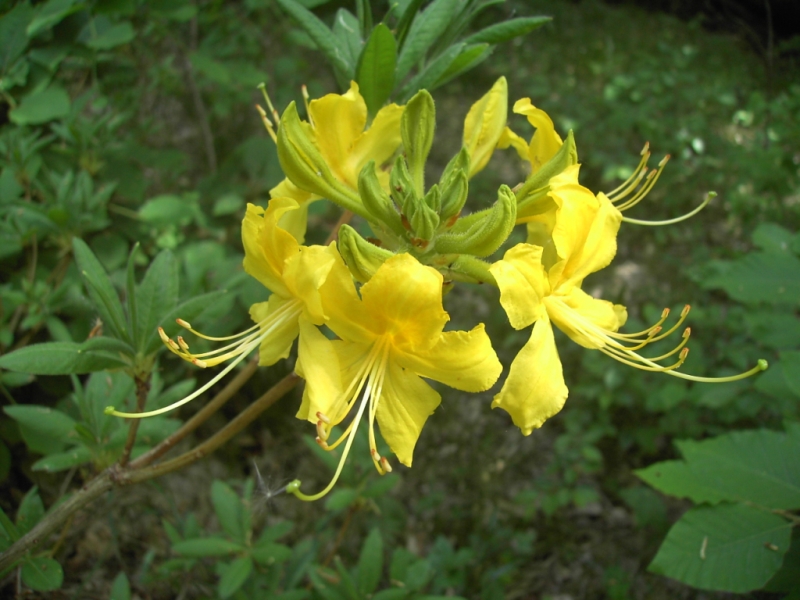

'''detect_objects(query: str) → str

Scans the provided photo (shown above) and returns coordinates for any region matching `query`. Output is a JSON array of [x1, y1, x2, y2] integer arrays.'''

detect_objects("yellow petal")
[[295, 318, 345, 422], [359, 254, 448, 350], [548, 165, 599, 272], [307, 81, 368, 185], [242, 200, 299, 297], [496, 125, 530, 163], [463, 76, 508, 178], [270, 177, 321, 244], [492, 315, 568, 435], [282, 245, 336, 325], [249, 296, 300, 366], [376, 358, 441, 467], [513, 98, 563, 173], [396, 324, 502, 392], [545, 289, 623, 349], [489, 244, 549, 330], [347, 103, 405, 189]]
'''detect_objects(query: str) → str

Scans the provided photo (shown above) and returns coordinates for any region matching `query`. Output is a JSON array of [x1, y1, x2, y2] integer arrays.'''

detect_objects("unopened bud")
[[338, 225, 394, 283]]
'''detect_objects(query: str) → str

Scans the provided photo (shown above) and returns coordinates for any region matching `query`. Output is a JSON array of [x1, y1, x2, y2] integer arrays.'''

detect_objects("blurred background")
[[1, 0, 798, 598]]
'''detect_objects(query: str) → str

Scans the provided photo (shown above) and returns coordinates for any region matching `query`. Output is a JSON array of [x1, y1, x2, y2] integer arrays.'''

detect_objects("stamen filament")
[[622, 192, 715, 226], [606, 142, 650, 198]]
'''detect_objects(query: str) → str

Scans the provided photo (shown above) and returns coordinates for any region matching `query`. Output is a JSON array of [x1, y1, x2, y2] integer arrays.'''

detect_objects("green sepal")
[[276, 102, 365, 216], [401, 89, 435, 197], [432, 254, 496, 286], [338, 225, 395, 283], [439, 168, 468, 226], [408, 199, 439, 245], [390, 155, 415, 210], [358, 161, 405, 238], [423, 183, 441, 212], [434, 184, 516, 257], [516, 129, 578, 204]]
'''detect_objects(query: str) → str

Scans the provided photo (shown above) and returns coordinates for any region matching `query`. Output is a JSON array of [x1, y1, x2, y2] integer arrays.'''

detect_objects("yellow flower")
[[489, 169, 764, 435], [462, 77, 510, 178], [108, 197, 351, 419], [498, 98, 563, 175], [288, 253, 502, 501]]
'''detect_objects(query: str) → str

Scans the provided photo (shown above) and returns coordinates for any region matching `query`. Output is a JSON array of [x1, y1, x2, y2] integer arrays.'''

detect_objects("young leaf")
[[16, 486, 45, 535], [21, 557, 64, 592], [275, 0, 353, 78], [143, 290, 227, 355], [332, 9, 362, 67], [0, 505, 20, 543], [0, 338, 130, 374], [9, 86, 71, 126], [256, 521, 294, 545], [211, 481, 246, 543], [354, 0, 372, 38], [72, 237, 130, 343], [26, 0, 80, 38], [251, 543, 292, 565], [357, 528, 384, 594], [172, 537, 244, 557], [32, 445, 92, 473], [356, 24, 397, 116], [395, 0, 459, 82], [4, 406, 76, 444], [649, 503, 791, 592], [398, 43, 464, 101], [0, 2, 34, 70], [109, 572, 132, 600], [218, 556, 253, 599], [463, 16, 552, 45], [433, 43, 491, 89], [134, 249, 178, 354], [395, 0, 424, 49]]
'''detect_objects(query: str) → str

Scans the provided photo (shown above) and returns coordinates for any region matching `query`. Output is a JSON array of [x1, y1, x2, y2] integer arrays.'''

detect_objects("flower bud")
[[337, 224, 394, 282], [463, 76, 509, 178], [402, 90, 436, 197], [358, 161, 405, 238]]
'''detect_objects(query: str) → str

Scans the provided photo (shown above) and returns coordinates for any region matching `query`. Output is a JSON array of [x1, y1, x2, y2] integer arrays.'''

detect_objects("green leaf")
[[275, 0, 353, 78], [395, 0, 424, 48], [16, 486, 45, 535], [172, 537, 244, 557], [256, 520, 294, 545], [109, 572, 131, 600], [9, 86, 71, 125], [84, 21, 135, 50], [357, 528, 383, 594], [125, 243, 139, 347], [212, 193, 245, 216], [134, 249, 178, 354], [780, 351, 800, 397], [73, 237, 130, 343], [32, 445, 92, 472], [363, 473, 400, 498], [464, 16, 551, 45], [398, 43, 464, 101], [4, 406, 76, 444], [752, 222, 796, 255], [0, 505, 20, 542], [0, 338, 130, 374], [332, 9, 362, 68], [21, 557, 64, 591], [26, 0, 80, 37], [251, 542, 292, 565], [218, 556, 253, 599], [433, 43, 491, 88], [702, 252, 800, 306], [636, 429, 800, 510], [143, 290, 227, 355], [138, 194, 192, 226], [324, 488, 358, 511], [0, 2, 34, 70], [395, 0, 458, 81], [649, 503, 791, 592], [211, 481, 246, 543], [356, 23, 396, 116]]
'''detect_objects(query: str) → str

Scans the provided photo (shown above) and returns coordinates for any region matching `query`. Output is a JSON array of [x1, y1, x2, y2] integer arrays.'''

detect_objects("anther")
[[191, 358, 208, 368], [679, 347, 690, 359], [177, 336, 190, 351], [301, 84, 309, 102], [316, 420, 329, 442], [158, 327, 170, 344], [176, 318, 192, 329], [661, 308, 670, 318], [315, 437, 330, 450], [681, 305, 691, 317], [659, 155, 671, 167], [682, 327, 691, 338], [380, 457, 392, 473], [316, 411, 331, 425], [168, 339, 180, 351], [647, 326, 662, 338], [641, 142, 650, 156]]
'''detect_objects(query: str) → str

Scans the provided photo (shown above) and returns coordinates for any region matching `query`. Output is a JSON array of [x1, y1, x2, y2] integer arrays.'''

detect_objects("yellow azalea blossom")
[[462, 76, 510, 178], [107, 197, 351, 419], [288, 253, 502, 501], [498, 98, 563, 175], [269, 177, 319, 244], [489, 170, 764, 435]]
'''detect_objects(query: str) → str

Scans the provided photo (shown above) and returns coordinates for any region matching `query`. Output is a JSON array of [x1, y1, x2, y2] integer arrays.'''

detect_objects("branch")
[[118, 375, 151, 467]]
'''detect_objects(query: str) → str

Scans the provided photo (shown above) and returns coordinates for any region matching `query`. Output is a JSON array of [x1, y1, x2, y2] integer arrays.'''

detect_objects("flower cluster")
[[108, 78, 766, 500]]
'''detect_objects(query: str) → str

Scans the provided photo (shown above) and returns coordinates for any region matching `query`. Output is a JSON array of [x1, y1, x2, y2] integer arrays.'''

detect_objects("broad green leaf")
[[752, 222, 795, 255], [398, 43, 464, 101], [218, 556, 253, 599], [211, 481, 246, 543], [357, 528, 383, 594], [395, 0, 424, 48], [32, 445, 92, 472], [109, 572, 131, 600], [84, 21, 135, 50], [139, 194, 192, 226], [73, 237, 130, 342], [764, 533, 800, 594], [143, 290, 227, 355], [212, 193, 245, 216], [134, 249, 178, 353], [251, 542, 292, 565], [275, 0, 353, 78], [702, 252, 800, 306], [395, 0, 459, 81], [332, 9, 362, 67], [780, 351, 800, 397], [4, 406, 76, 444], [356, 24, 397, 116], [0, 338, 130, 374], [354, 0, 372, 38], [16, 486, 45, 534], [172, 537, 244, 557], [464, 16, 551, 45], [433, 43, 491, 88], [256, 521, 294, 545], [21, 557, 64, 592], [649, 503, 791, 592], [636, 429, 800, 510], [26, 0, 80, 37], [363, 473, 400, 498], [0, 505, 19, 542], [324, 488, 358, 511], [0, 2, 34, 70], [9, 86, 71, 125]]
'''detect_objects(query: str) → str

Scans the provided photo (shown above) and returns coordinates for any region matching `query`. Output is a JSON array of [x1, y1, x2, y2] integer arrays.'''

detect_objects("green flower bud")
[[431, 254, 496, 286], [423, 184, 441, 213], [338, 224, 394, 283], [277, 102, 363, 216], [401, 90, 436, 197], [434, 184, 516, 257], [358, 161, 405, 238], [516, 129, 578, 206], [408, 201, 440, 248], [439, 169, 468, 227]]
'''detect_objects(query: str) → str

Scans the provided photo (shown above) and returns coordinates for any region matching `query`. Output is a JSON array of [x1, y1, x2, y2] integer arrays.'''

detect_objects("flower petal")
[[396, 324, 502, 392], [347, 103, 405, 188], [270, 177, 321, 244], [249, 296, 300, 366], [376, 358, 441, 467], [492, 315, 568, 435], [496, 126, 530, 163], [490, 244, 548, 330], [463, 76, 508, 178], [282, 245, 336, 324], [545, 289, 624, 349], [242, 200, 298, 297], [513, 98, 563, 173], [295, 318, 345, 422]]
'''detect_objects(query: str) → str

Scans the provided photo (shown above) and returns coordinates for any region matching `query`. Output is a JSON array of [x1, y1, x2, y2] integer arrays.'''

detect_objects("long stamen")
[[622, 191, 715, 226], [367, 342, 390, 474], [607, 142, 650, 199]]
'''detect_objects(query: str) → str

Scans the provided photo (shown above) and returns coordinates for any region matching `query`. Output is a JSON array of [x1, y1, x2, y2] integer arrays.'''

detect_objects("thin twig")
[[118, 375, 151, 467], [130, 358, 259, 469]]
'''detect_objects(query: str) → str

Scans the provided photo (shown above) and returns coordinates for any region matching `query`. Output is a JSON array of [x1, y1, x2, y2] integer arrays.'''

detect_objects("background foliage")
[[0, 0, 798, 598]]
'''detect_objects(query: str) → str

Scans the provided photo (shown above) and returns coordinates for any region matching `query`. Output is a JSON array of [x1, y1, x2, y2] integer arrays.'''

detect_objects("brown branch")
[[118, 375, 151, 467], [130, 358, 259, 469]]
